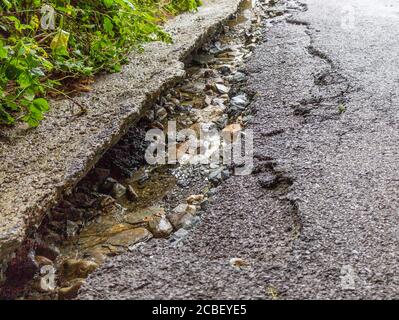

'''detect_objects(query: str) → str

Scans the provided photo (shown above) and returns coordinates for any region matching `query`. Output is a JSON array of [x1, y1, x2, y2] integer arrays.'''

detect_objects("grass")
[[0, 0, 201, 127]]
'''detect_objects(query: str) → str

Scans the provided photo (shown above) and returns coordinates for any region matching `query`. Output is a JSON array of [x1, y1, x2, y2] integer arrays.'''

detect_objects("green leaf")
[[0, 108, 15, 125], [0, 41, 8, 59], [103, 0, 114, 8], [33, 98, 49, 112], [50, 30, 70, 52], [23, 89, 36, 101], [103, 17, 114, 34], [22, 114, 40, 127], [112, 63, 121, 73], [30, 67, 45, 77], [17, 72, 32, 89]]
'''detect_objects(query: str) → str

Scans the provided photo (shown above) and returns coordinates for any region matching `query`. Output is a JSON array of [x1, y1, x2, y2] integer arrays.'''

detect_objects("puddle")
[[0, 0, 269, 300]]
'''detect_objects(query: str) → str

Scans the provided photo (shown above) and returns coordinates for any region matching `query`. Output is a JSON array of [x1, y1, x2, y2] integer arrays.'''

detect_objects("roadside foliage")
[[0, 0, 201, 127]]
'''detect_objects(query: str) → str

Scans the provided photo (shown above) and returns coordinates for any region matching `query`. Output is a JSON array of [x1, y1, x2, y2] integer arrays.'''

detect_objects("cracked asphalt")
[[78, 0, 399, 299]]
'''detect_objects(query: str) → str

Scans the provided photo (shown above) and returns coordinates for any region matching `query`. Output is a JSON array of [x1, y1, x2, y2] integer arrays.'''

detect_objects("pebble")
[[229, 258, 249, 269], [148, 214, 174, 238], [173, 203, 197, 215], [231, 71, 247, 83], [100, 177, 117, 194], [111, 182, 126, 199], [156, 107, 168, 121], [168, 212, 193, 230], [183, 216, 201, 229], [208, 168, 224, 185], [66, 220, 79, 238], [217, 64, 234, 75], [231, 94, 249, 108], [215, 114, 228, 130], [186, 194, 205, 205], [170, 228, 190, 245], [215, 83, 230, 94], [36, 265, 56, 292]]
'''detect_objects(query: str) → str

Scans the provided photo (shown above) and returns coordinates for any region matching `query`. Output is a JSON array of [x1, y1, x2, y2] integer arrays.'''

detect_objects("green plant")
[[0, 0, 201, 127]]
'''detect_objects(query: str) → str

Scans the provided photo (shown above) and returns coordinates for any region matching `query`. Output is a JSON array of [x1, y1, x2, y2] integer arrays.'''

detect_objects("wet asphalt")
[[78, 0, 399, 299]]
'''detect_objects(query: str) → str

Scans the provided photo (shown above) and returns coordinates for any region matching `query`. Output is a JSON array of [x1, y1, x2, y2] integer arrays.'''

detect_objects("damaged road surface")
[[78, 0, 399, 300]]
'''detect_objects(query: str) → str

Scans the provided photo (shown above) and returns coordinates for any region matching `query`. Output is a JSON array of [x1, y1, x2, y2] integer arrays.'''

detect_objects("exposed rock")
[[124, 207, 164, 226], [150, 120, 165, 130], [35, 242, 60, 261], [106, 227, 152, 248], [192, 54, 215, 66], [214, 77, 225, 84], [35, 256, 53, 267], [85, 247, 109, 264], [168, 212, 199, 230], [93, 168, 110, 184], [61, 259, 99, 281], [98, 195, 116, 209], [5, 249, 39, 286], [195, 105, 225, 123], [58, 278, 85, 300], [168, 211, 190, 229]]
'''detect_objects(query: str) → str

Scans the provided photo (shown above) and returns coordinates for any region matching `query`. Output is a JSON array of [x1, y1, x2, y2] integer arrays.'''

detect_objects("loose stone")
[[61, 259, 99, 281], [215, 83, 231, 94], [186, 194, 205, 205], [36, 265, 56, 292], [111, 182, 127, 199], [58, 278, 85, 300], [148, 214, 174, 238]]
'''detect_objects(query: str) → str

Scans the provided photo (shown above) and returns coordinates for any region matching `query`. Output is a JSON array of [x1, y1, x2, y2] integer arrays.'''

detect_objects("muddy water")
[[1, 0, 265, 300]]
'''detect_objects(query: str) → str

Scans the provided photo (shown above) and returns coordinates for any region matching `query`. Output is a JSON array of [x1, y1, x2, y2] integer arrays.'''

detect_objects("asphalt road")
[[79, 0, 399, 299]]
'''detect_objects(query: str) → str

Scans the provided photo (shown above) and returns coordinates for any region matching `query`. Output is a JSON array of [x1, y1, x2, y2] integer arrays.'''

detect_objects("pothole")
[[0, 0, 286, 300]]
